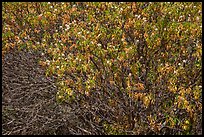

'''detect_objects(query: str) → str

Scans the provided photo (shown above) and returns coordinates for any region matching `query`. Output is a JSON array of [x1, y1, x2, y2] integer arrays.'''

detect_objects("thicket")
[[2, 2, 202, 135]]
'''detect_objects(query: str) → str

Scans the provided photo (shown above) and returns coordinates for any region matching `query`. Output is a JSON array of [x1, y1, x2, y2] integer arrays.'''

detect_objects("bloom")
[[199, 85, 202, 88], [65, 24, 70, 29]]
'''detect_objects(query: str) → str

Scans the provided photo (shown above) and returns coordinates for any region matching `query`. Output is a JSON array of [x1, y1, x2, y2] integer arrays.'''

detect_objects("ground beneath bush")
[[2, 47, 80, 135]]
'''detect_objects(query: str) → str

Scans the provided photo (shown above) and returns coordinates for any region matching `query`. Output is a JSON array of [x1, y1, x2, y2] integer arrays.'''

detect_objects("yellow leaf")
[[66, 88, 73, 96]]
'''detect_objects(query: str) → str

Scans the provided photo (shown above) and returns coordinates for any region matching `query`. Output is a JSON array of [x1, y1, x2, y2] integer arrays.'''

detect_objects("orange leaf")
[[69, 44, 76, 50], [135, 83, 145, 91]]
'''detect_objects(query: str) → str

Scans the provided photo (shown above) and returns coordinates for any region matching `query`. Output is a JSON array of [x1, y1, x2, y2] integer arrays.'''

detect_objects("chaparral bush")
[[2, 2, 202, 135]]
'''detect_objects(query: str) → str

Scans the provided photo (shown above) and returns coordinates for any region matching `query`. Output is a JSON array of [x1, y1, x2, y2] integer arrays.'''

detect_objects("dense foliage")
[[2, 2, 202, 135]]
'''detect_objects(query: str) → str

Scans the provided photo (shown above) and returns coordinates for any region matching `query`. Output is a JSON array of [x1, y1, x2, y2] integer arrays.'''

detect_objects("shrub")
[[2, 2, 202, 135]]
